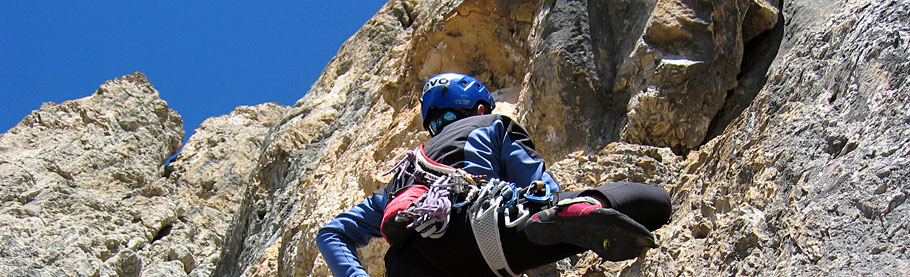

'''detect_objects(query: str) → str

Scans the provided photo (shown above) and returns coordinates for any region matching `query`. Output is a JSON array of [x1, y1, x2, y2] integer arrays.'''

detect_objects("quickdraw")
[[388, 149, 552, 224]]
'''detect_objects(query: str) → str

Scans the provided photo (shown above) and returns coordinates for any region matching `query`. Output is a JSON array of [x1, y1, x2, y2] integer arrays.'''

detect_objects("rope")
[[382, 150, 415, 177], [383, 148, 440, 185], [397, 176, 454, 228]]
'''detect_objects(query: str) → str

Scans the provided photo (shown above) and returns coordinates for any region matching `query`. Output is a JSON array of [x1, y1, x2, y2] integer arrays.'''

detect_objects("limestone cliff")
[[1, 73, 183, 276], [2, 0, 908, 276], [0, 73, 288, 276]]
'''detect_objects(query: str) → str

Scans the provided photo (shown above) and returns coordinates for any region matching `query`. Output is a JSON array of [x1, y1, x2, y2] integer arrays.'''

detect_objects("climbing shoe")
[[524, 197, 658, 261]]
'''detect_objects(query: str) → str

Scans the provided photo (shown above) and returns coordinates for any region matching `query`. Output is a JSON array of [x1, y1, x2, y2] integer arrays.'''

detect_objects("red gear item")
[[381, 185, 429, 244]]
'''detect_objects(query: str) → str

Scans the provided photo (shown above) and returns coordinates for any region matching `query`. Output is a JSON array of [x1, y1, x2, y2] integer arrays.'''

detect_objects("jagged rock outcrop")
[[3, 0, 908, 275], [0, 73, 288, 276], [0, 73, 184, 276], [163, 102, 290, 276], [619, 0, 765, 152], [168, 103, 289, 222], [635, 0, 910, 274]]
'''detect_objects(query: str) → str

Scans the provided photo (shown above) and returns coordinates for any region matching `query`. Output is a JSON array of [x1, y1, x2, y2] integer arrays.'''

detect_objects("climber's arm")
[[462, 115, 560, 191], [316, 193, 385, 277], [498, 123, 560, 192]]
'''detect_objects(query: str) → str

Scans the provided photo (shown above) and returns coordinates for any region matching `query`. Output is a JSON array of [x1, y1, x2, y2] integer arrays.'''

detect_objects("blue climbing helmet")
[[420, 73, 495, 135]]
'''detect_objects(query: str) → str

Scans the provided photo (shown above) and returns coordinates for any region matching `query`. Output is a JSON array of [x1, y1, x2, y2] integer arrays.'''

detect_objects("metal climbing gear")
[[469, 179, 520, 276], [524, 180, 554, 204], [385, 145, 550, 276]]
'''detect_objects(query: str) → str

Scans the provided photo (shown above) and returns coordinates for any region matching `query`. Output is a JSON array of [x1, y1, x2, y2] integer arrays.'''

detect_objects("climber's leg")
[[580, 181, 672, 231], [523, 181, 671, 261]]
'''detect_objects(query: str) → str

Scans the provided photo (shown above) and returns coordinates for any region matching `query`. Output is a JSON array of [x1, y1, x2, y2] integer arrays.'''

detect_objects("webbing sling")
[[469, 180, 518, 276]]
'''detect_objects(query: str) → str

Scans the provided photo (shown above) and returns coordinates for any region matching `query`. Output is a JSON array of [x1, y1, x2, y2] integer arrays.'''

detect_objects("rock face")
[[639, 0, 910, 274], [3, 0, 909, 276], [164, 102, 289, 276], [0, 73, 288, 276], [214, 0, 906, 275], [0, 73, 183, 276]]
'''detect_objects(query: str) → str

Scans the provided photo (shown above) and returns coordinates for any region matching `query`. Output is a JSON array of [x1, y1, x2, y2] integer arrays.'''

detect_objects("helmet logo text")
[[423, 77, 450, 93]]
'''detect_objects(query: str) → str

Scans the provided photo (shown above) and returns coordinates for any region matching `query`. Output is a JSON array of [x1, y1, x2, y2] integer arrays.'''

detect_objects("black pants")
[[385, 181, 672, 277]]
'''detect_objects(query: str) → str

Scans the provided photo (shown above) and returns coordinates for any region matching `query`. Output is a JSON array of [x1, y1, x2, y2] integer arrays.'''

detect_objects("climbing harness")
[[469, 179, 518, 276], [385, 146, 555, 276]]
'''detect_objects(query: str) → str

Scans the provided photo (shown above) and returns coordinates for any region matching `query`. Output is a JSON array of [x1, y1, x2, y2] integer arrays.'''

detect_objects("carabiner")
[[473, 195, 501, 221], [503, 203, 530, 228], [524, 182, 553, 204], [497, 185, 519, 212]]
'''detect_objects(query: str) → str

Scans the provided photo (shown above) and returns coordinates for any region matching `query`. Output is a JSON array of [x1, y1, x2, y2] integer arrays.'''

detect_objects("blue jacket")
[[316, 114, 559, 276]]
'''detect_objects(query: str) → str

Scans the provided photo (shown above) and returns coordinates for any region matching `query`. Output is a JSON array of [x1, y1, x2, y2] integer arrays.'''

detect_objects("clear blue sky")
[[1, 1, 386, 144]]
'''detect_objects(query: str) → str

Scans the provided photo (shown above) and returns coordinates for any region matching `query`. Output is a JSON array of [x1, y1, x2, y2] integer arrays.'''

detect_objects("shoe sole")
[[524, 208, 657, 261]]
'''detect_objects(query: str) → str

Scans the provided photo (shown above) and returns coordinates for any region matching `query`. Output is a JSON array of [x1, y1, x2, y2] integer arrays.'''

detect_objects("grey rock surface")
[[0, 73, 288, 276], [0, 73, 183, 276], [619, 0, 757, 152], [633, 0, 910, 275]]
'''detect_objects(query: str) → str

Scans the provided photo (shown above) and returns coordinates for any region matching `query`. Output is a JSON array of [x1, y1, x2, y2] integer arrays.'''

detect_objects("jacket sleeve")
[[316, 192, 386, 277], [462, 116, 560, 192]]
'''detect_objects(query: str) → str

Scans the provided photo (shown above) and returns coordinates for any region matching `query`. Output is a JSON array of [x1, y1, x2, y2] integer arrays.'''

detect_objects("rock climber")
[[316, 72, 672, 276]]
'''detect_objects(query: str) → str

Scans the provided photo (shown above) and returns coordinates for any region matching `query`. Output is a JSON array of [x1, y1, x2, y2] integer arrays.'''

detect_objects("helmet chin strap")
[[428, 111, 459, 136], [425, 104, 488, 136], [427, 107, 482, 136]]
